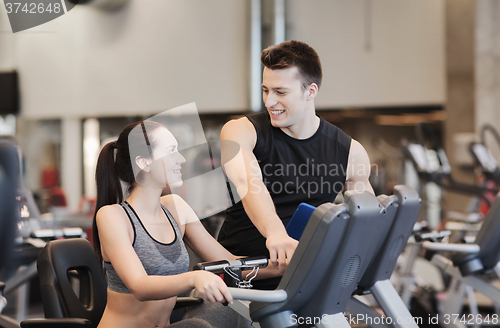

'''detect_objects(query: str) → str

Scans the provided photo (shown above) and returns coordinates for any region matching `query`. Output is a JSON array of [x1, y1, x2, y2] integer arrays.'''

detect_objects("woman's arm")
[[162, 194, 287, 280], [161, 194, 235, 262], [96, 205, 232, 303]]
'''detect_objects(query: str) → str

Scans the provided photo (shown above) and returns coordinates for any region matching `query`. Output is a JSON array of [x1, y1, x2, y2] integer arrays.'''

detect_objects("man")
[[218, 40, 374, 290]]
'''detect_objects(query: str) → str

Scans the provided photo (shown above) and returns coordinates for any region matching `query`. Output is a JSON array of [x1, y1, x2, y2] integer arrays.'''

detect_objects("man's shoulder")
[[246, 111, 271, 131], [221, 116, 258, 149], [222, 116, 255, 135], [320, 118, 351, 150]]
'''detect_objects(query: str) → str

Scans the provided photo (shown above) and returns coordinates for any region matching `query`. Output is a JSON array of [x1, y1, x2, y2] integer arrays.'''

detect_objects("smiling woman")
[[91, 120, 238, 328], [132, 124, 186, 189]]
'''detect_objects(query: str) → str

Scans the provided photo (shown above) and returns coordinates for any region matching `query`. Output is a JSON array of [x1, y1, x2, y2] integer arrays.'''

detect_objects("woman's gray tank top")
[[104, 201, 190, 293]]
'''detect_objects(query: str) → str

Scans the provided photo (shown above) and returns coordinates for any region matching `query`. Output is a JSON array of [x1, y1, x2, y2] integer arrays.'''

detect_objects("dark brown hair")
[[261, 40, 322, 90], [92, 120, 163, 272]]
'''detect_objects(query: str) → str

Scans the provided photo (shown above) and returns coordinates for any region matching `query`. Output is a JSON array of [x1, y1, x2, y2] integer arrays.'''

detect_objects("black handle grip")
[[193, 257, 268, 274]]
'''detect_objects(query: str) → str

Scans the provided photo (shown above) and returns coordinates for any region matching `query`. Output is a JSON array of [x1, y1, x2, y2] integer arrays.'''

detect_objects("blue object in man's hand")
[[286, 203, 316, 241]]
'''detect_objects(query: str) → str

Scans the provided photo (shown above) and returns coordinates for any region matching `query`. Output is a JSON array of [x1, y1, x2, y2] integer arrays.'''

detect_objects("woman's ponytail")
[[92, 141, 122, 273]]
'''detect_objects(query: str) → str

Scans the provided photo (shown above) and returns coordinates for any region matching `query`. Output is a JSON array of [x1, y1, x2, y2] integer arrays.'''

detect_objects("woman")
[[93, 121, 235, 328]]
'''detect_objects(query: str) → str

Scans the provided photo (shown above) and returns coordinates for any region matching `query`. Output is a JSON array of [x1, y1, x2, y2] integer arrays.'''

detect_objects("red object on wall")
[[49, 186, 67, 207], [41, 166, 58, 188]]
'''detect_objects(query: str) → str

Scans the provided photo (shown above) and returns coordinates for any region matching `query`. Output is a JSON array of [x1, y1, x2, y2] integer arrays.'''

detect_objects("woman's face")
[[147, 127, 186, 188]]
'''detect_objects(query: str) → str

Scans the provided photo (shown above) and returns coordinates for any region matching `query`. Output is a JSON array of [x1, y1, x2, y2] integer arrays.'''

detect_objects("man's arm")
[[345, 139, 375, 194], [220, 117, 298, 270]]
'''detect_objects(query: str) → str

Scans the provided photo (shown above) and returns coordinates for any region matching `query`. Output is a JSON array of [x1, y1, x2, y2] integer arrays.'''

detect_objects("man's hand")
[[265, 231, 299, 271]]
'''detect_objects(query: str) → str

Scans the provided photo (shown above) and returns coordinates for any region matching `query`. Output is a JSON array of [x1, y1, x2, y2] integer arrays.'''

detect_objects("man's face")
[[262, 66, 310, 128]]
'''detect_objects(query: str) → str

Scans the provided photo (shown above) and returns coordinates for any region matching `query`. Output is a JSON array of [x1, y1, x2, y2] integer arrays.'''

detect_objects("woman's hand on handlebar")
[[190, 271, 233, 304]]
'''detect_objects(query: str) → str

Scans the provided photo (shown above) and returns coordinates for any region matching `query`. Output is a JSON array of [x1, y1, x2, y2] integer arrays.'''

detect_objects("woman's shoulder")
[[96, 203, 129, 225], [95, 204, 135, 243], [160, 194, 186, 219], [160, 194, 198, 227], [96, 203, 124, 214], [161, 194, 191, 208]]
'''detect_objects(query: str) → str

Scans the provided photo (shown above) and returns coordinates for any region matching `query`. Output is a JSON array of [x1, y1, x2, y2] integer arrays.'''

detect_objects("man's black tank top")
[[218, 112, 351, 290]]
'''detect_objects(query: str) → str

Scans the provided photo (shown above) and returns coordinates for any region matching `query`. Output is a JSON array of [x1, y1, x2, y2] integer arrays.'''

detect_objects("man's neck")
[[280, 112, 321, 140]]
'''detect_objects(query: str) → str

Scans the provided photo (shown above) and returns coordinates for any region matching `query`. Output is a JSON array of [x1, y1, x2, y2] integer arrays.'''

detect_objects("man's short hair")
[[261, 40, 322, 90]]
